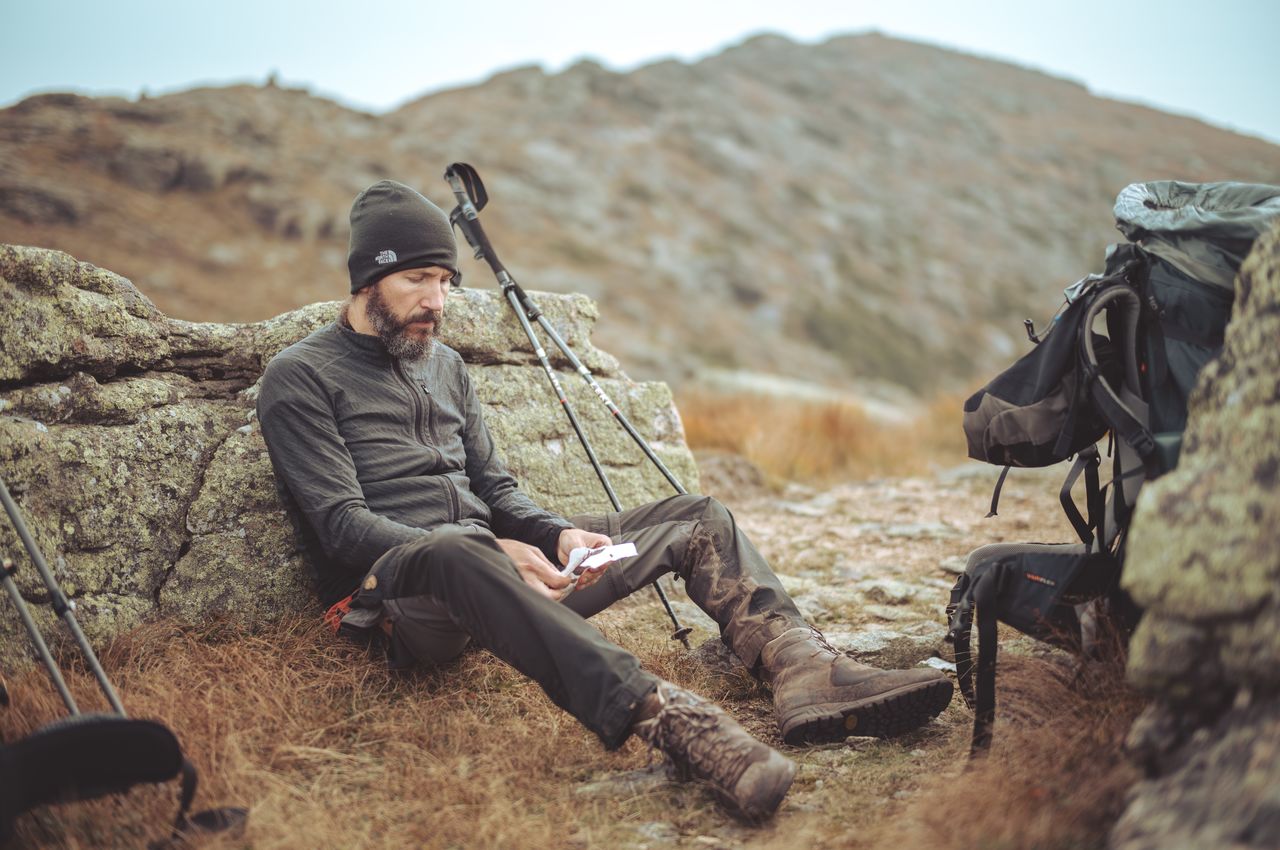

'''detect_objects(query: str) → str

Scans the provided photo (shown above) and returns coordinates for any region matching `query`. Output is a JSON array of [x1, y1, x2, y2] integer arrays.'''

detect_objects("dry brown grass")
[[0, 610, 757, 850], [1, 615, 1144, 850], [677, 390, 967, 486], [862, 639, 1145, 850]]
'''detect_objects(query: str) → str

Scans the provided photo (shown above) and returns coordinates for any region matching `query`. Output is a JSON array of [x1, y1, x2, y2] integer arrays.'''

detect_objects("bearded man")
[[256, 180, 953, 821]]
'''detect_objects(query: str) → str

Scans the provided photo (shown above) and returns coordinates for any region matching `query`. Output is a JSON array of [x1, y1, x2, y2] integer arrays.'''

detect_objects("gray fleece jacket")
[[257, 321, 572, 605]]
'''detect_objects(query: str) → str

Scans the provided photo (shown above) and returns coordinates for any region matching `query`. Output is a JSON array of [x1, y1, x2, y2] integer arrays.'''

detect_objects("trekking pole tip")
[[672, 626, 693, 649]]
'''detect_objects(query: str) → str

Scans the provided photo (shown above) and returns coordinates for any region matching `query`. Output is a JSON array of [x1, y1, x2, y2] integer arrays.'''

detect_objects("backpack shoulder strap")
[[1080, 285, 1161, 476]]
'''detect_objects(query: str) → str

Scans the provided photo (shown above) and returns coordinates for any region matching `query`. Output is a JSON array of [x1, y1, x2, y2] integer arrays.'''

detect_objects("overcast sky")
[[2, 0, 1278, 144]]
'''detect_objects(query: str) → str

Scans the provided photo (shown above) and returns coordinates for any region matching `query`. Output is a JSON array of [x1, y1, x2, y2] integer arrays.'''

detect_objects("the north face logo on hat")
[[375, 249, 398, 264]]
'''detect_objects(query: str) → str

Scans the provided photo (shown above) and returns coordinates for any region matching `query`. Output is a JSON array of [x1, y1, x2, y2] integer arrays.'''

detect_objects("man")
[[257, 180, 953, 822]]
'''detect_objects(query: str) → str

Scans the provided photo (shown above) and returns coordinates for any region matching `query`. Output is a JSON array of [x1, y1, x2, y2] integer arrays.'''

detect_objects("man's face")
[[364, 266, 453, 361]]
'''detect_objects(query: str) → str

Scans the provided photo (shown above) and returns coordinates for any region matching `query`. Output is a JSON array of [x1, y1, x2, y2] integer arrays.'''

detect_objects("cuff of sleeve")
[[537, 517, 574, 565]]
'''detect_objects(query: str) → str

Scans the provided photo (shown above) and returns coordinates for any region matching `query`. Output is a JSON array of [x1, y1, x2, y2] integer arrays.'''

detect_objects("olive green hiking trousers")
[[341, 494, 807, 748]]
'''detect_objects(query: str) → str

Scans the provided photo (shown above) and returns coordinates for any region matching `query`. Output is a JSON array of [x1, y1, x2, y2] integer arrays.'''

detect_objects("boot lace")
[[806, 626, 844, 658], [636, 685, 759, 788]]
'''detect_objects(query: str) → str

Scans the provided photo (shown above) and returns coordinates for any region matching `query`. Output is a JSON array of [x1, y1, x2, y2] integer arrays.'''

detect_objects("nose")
[[420, 286, 446, 312]]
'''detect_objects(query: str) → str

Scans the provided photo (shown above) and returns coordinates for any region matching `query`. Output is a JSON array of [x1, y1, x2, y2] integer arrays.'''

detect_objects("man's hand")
[[496, 538, 572, 601], [557, 527, 614, 592]]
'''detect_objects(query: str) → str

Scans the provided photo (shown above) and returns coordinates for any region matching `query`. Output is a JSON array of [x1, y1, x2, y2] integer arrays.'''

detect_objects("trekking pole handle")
[[444, 169, 480, 222], [444, 167, 508, 276]]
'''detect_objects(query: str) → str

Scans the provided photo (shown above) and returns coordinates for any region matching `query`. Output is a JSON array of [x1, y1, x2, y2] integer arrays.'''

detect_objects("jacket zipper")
[[420, 380, 461, 522], [396, 365, 456, 520], [393, 361, 427, 445]]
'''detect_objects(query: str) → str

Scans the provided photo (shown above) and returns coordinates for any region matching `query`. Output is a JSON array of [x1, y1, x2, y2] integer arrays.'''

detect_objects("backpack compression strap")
[[945, 567, 1001, 755], [1060, 445, 1104, 548], [945, 574, 975, 708], [969, 568, 1000, 755]]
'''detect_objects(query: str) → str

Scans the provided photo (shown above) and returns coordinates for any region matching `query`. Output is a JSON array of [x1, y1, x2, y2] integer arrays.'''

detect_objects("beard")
[[364, 283, 444, 362]]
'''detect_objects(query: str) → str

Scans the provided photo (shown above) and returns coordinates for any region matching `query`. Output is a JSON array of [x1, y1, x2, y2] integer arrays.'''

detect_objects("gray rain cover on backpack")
[[1114, 181, 1280, 434], [1114, 181, 1280, 289]]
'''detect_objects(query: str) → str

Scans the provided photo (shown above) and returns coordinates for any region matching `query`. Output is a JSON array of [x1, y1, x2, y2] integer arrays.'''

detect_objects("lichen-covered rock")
[[0, 245, 698, 669], [1111, 697, 1280, 850], [1112, 221, 1280, 849]]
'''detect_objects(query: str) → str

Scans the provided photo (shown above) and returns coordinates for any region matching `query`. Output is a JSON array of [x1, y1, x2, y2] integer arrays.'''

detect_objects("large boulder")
[[0, 244, 698, 669], [1112, 222, 1280, 848]]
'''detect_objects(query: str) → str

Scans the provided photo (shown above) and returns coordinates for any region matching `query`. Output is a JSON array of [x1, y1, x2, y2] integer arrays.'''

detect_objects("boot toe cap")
[[730, 750, 796, 822]]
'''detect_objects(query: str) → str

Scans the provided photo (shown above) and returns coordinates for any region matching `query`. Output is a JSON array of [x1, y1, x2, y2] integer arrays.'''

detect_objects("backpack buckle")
[[1129, 428, 1156, 458]]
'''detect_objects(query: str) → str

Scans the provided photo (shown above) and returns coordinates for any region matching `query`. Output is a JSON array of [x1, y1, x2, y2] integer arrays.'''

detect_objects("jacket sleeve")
[[458, 367, 572, 558], [257, 355, 431, 572]]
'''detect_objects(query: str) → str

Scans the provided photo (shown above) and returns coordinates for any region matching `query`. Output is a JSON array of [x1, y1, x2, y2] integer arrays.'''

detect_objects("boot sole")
[[779, 677, 954, 745]]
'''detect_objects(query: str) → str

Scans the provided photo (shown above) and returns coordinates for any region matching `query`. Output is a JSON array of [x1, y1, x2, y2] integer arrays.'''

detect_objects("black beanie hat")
[[347, 180, 460, 293]]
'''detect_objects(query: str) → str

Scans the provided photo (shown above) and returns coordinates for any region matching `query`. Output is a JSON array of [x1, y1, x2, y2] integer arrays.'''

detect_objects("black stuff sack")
[[945, 544, 1118, 754]]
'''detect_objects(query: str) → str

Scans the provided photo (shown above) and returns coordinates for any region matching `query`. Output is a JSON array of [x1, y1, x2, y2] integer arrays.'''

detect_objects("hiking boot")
[[633, 682, 795, 822], [761, 627, 954, 744]]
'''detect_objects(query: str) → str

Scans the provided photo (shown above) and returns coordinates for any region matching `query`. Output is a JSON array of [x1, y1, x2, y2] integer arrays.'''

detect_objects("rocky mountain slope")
[[3, 32, 1278, 391]]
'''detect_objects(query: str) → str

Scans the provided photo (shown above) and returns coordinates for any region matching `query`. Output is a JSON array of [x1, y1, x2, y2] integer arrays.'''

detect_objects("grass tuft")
[[677, 389, 967, 486], [862, 640, 1144, 850]]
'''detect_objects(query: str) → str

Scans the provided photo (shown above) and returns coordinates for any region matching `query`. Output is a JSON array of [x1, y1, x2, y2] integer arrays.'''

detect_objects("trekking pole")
[[443, 163, 692, 648], [0, 476, 126, 715], [444, 164, 690, 495], [2, 555, 78, 714]]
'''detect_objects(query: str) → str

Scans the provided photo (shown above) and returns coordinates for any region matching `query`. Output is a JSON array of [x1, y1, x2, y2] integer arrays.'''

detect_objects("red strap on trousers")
[[323, 593, 355, 636]]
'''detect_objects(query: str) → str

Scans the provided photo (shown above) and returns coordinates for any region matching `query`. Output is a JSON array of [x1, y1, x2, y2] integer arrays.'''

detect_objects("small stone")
[[776, 573, 821, 595], [857, 579, 925, 605], [634, 822, 680, 843], [778, 501, 828, 518], [575, 765, 671, 798], [824, 627, 906, 655], [899, 620, 947, 641], [864, 603, 913, 622], [921, 656, 958, 673], [810, 585, 867, 611], [882, 522, 960, 539]]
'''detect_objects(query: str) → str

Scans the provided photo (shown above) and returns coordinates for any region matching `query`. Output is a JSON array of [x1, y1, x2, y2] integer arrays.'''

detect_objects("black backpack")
[[947, 181, 1280, 755]]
